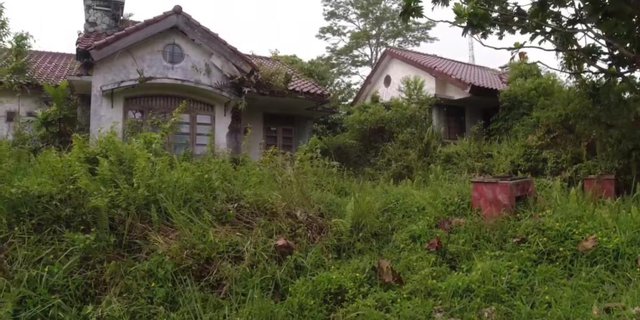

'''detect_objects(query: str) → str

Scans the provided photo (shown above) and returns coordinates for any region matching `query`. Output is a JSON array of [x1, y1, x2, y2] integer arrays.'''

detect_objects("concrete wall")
[[436, 78, 471, 100], [89, 29, 233, 142], [242, 106, 264, 159], [433, 104, 493, 139], [0, 90, 43, 140], [241, 105, 314, 160], [360, 57, 437, 102], [358, 58, 476, 134], [465, 106, 484, 135]]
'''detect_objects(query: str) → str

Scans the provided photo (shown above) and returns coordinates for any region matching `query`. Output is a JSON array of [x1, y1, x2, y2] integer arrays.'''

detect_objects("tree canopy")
[[318, 0, 436, 80], [0, 3, 32, 91], [400, 0, 640, 83]]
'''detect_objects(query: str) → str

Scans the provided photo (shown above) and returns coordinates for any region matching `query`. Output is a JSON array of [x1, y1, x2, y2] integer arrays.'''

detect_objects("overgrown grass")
[[1, 136, 639, 319]]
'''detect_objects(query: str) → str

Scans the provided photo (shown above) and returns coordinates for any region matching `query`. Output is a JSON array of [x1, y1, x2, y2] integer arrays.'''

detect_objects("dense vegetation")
[[2, 130, 640, 319], [2, 1, 640, 318], [2, 61, 640, 319]]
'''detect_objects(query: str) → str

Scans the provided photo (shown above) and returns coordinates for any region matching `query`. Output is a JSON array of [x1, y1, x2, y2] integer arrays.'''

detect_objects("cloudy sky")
[[4, 0, 560, 72]]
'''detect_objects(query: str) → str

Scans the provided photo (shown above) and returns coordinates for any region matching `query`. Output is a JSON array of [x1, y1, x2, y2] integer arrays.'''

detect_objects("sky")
[[4, 0, 560, 72]]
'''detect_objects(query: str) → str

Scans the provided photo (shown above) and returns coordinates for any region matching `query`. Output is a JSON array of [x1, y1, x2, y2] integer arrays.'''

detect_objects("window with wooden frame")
[[443, 106, 466, 140], [124, 96, 215, 155], [264, 114, 295, 153]]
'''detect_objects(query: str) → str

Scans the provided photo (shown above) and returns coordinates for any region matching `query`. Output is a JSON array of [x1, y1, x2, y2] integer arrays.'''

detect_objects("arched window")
[[124, 96, 215, 155]]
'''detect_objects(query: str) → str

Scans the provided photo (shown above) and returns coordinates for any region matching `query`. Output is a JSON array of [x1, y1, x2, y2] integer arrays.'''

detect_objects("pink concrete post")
[[583, 175, 616, 200], [471, 177, 536, 220]]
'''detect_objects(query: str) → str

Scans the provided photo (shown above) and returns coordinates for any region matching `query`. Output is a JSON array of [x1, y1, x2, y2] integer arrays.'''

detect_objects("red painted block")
[[471, 176, 536, 220], [583, 175, 616, 200]]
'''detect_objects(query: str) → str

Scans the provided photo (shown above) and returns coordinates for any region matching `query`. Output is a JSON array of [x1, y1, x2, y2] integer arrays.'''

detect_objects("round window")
[[163, 43, 185, 65], [383, 75, 392, 88]]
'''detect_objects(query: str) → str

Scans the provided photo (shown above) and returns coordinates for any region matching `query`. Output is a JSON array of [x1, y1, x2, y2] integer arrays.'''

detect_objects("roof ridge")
[[29, 49, 75, 56], [388, 47, 501, 73]]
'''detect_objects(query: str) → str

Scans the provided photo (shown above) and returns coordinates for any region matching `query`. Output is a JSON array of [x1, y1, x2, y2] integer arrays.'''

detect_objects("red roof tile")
[[354, 47, 509, 103], [386, 48, 507, 91], [76, 32, 109, 51], [0, 50, 80, 86], [248, 55, 330, 98]]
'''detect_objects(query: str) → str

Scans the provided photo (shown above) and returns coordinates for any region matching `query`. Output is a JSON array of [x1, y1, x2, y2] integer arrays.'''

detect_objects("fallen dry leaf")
[[578, 235, 598, 253], [632, 306, 640, 315], [512, 236, 528, 245], [603, 303, 625, 314], [437, 219, 453, 233], [451, 218, 466, 227], [275, 237, 295, 258], [432, 306, 446, 319], [480, 307, 497, 320], [426, 237, 443, 252], [592, 305, 601, 317], [376, 259, 404, 285], [437, 218, 466, 234]]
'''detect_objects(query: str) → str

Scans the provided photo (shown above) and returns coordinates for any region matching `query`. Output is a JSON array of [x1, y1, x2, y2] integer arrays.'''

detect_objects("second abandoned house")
[[353, 48, 508, 140], [0, 1, 330, 158]]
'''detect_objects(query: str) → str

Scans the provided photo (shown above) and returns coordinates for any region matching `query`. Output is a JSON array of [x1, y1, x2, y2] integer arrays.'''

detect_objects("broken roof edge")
[[247, 54, 331, 99]]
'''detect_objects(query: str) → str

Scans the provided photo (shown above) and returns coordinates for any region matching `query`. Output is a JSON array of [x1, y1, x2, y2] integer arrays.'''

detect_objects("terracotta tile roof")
[[353, 47, 508, 104], [76, 32, 109, 51], [27, 51, 81, 85], [386, 47, 508, 90], [248, 55, 330, 98], [0, 50, 80, 86]]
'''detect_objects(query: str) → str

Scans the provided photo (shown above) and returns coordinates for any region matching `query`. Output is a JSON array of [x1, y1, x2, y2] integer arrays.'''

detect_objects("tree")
[[0, 3, 33, 91], [272, 52, 356, 106], [318, 0, 436, 80], [400, 0, 640, 83], [35, 81, 78, 150]]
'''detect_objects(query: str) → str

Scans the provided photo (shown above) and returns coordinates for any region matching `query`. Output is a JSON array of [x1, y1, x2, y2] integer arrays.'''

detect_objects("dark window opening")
[[5, 111, 17, 123], [383, 75, 392, 88], [482, 108, 499, 131], [444, 106, 466, 140], [264, 114, 295, 153]]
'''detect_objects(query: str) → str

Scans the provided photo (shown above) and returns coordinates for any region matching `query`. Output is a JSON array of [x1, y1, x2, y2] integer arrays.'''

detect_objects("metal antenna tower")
[[468, 35, 476, 64]]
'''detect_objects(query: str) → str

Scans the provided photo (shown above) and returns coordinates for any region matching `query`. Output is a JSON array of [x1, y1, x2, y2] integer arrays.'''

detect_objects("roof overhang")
[[246, 93, 333, 117], [353, 48, 505, 106], [100, 77, 239, 100], [86, 7, 256, 77]]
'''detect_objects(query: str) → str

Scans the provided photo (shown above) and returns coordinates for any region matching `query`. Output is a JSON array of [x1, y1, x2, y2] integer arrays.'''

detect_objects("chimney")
[[84, 0, 125, 33]]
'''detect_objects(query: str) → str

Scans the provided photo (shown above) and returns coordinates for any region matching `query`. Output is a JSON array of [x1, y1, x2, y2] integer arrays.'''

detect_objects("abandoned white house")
[[354, 48, 508, 140], [0, 1, 330, 158]]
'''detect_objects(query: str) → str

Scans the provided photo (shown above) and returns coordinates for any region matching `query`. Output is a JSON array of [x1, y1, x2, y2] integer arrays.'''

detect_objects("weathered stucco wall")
[[89, 29, 234, 142], [465, 106, 484, 134], [242, 106, 264, 160], [88, 28, 319, 158], [0, 90, 43, 140], [358, 58, 476, 132], [436, 79, 471, 100], [241, 105, 315, 160], [361, 57, 437, 102]]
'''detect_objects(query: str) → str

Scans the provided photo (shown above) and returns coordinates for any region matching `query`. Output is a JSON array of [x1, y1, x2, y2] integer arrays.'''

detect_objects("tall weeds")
[[1, 136, 640, 319]]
